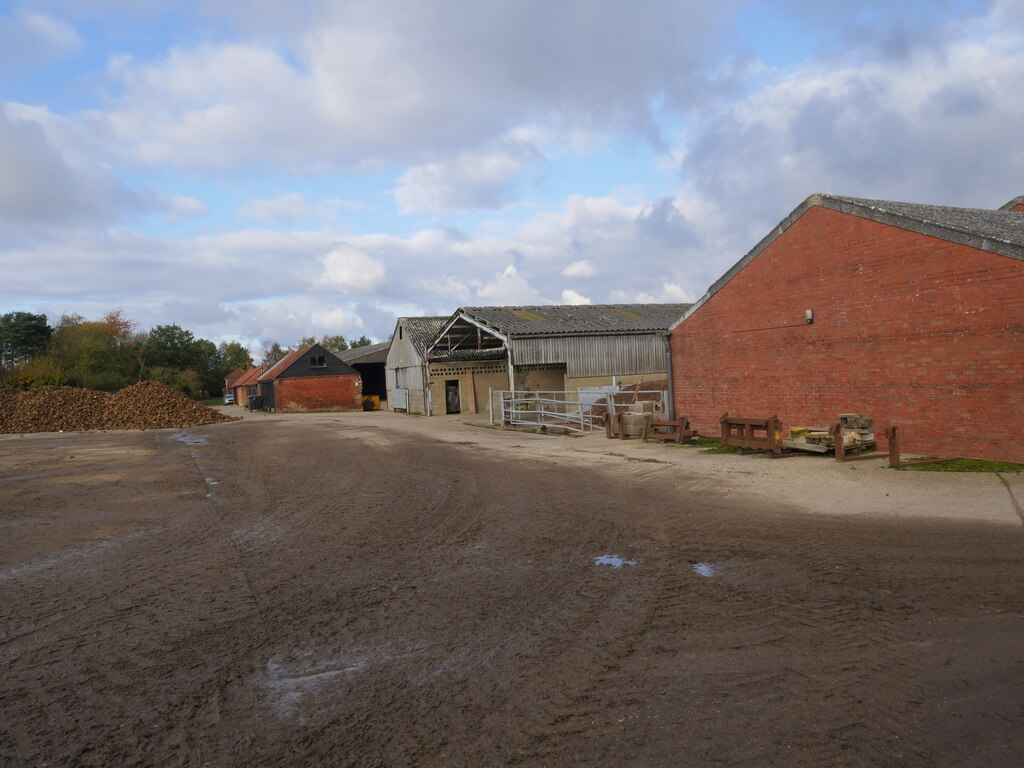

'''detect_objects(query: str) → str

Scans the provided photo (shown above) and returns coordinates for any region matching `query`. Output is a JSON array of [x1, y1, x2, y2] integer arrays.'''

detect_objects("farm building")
[[223, 367, 245, 395], [338, 342, 390, 410], [231, 366, 264, 408], [423, 304, 690, 416], [256, 344, 363, 413], [668, 194, 1024, 462], [385, 317, 447, 414]]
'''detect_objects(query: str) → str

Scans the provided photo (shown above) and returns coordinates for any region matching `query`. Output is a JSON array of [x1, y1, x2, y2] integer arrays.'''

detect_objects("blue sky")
[[1, 0, 1020, 353]]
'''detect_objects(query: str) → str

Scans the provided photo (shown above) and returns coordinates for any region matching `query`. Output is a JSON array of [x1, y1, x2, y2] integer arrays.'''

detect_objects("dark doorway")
[[445, 380, 461, 414]]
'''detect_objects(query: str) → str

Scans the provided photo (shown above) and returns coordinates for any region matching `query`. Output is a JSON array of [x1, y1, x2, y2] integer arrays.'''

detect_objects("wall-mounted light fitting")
[[805, 309, 814, 324]]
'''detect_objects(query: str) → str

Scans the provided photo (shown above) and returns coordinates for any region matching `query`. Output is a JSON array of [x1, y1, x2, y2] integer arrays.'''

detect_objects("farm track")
[[0, 418, 1022, 767]]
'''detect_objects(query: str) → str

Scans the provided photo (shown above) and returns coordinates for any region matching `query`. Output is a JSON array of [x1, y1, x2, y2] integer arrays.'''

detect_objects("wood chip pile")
[[0, 381, 239, 434]]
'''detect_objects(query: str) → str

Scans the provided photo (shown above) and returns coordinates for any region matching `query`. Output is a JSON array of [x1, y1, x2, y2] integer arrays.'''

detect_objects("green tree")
[[318, 334, 349, 354], [47, 310, 138, 390], [218, 341, 253, 372], [0, 312, 53, 367], [261, 342, 284, 366], [192, 338, 221, 395], [350, 335, 373, 348], [146, 324, 199, 370]]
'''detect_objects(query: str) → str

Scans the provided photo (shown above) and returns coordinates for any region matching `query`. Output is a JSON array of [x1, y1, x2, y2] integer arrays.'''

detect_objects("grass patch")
[[685, 437, 742, 454], [895, 458, 1024, 473]]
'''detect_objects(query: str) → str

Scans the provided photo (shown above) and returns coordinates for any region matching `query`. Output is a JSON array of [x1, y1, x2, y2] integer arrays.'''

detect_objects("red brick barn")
[[1001, 196, 1024, 213], [257, 344, 363, 413], [232, 366, 264, 408], [668, 194, 1024, 462]]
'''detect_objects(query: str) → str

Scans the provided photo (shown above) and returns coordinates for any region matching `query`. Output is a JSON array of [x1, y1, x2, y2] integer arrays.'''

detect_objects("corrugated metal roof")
[[457, 304, 691, 337], [337, 341, 390, 365], [401, 317, 448, 354], [827, 195, 1024, 249]]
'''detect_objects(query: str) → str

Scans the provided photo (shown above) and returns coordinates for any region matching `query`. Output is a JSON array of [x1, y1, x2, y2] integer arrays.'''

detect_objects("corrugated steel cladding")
[[512, 333, 667, 378]]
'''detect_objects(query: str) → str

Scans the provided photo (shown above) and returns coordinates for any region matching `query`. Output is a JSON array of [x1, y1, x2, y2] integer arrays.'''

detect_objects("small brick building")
[[231, 366, 264, 408], [257, 344, 363, 413], [668, 194, 1024, 462]]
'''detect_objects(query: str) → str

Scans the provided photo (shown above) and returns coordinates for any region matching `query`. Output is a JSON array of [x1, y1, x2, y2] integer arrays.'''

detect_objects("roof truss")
[[426, 312, 506, 358]]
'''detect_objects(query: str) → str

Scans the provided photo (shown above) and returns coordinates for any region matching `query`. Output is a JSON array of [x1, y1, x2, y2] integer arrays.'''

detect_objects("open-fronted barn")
[[668, 194, 1024, 462], [338, 341, 390, 410], [385, 317, 447, 415], [425, 304, 690, 416], [257, 343, 362, 413]]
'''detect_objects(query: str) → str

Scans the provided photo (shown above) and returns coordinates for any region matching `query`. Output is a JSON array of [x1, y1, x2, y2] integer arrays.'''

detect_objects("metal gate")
[[496, 389, 667, 434]]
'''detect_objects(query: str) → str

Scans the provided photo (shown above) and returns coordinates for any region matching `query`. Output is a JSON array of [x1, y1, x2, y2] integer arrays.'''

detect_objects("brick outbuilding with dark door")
[[668, 194, 1024, 462], [257, 343, 363, 413]]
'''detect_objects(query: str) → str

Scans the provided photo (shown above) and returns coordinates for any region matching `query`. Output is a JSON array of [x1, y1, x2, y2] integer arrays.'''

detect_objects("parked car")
[[223, 392, 235, 404]]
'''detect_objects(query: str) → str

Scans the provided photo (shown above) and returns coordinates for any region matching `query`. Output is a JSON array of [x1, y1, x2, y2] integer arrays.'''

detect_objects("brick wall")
[[670, 206, 1024, 462], [275, 374, 363, 412], [1011, 203, 1024, 213]]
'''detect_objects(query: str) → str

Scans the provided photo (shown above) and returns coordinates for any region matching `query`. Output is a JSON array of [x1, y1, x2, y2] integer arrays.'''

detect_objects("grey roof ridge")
[[458, 303, 690, 337], [999, 195, 1024, 211], [668, 193, 1024, 333]]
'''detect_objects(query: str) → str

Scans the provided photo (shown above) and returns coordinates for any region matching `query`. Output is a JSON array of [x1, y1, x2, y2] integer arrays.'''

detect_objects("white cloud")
[[562, 260, 595, 277], [561, 289, 591, 305], [319, 243, 387, 294], [394, 139, 544, 213], [82, 1, 735, 172], [677, 19, 1024, 228], [476, 265, 544, 305], [0, 9, 82, 72], [0, 103, 135, 231], [163, 194, 207, 219], [237, 192, 313, 224]]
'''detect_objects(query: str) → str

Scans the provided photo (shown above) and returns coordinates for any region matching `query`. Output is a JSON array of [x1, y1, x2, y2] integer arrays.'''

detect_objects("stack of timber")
[[783, 413, 876, 455]]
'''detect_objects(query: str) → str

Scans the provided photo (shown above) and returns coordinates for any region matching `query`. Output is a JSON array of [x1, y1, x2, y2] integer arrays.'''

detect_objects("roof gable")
[[1000, 196, 1024, 212], [397, 316, 448, 355], [233, 366, 264, 387], [670, 193, 1024, 332], [259, 343, 358, 380]]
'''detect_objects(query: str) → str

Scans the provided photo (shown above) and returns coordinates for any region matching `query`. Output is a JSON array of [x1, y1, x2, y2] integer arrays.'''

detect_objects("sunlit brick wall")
[[275, 375, 363, 412], [670, 206, 1024, 461]]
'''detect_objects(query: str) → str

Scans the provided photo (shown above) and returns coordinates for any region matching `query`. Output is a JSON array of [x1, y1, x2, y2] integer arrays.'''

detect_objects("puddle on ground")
[[171, 433, 208, 446], [594, 554, 637, 568], [691, 562, 718, 578]]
